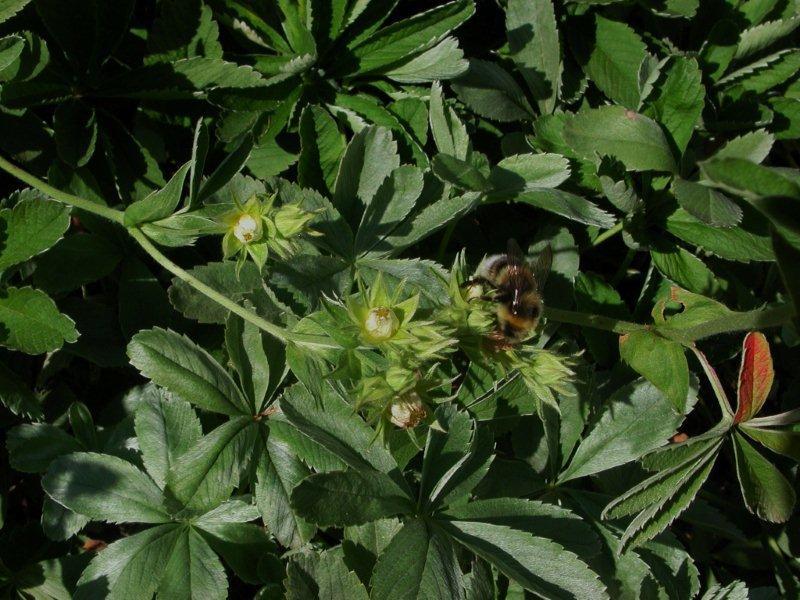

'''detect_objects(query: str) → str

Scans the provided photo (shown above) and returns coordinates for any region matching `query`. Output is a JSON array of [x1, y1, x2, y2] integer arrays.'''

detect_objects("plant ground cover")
[[0, 0, 799, 598]]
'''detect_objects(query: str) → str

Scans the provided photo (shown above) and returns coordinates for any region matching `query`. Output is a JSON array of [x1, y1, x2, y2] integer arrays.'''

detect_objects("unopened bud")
[[389, 393, 427, 429], [364, 306, 399, 342]]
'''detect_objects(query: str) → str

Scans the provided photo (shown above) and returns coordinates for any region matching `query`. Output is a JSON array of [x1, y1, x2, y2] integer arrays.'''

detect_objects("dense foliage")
[[0, 0, 799, 598]]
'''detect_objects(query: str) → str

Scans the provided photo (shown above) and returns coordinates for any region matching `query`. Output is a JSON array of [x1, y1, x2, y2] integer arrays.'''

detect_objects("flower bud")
[[464, 281, 484, 301], [273, 204, 313, 237], [389, 393, 427, 429], [363, 306, 400, 342], [233, 213, 260, 244]]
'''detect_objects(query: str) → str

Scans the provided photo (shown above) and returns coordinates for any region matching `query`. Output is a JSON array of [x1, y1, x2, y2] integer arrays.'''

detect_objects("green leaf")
[[313, 550, 370, 600], [419, 405, 474, 503], [506, 0, 560, 114], [157, 526, 228, 600], [665, 206, 774, 262], [583, 15, 648, 109], [606, 442, 721, 551], [35, 0, 134, 74], [43, 452, 169, 524], [33, 233, 123, 294], [741, 425, 800, 462], [720, 49, 800, 93], [124, 161, 191, 226], [356, 165, 424, 253], [74, 524, 181, 600], [168, 261, 263, 325], [256, 433, 316, 548], [128, 328, 250, 416], [347, 0, 475, 76], [443, 498, 601, 562], [439, 518, 608, 599], [650, 243, 717, 296], [711, 129, 774, 163], [7, 423, 81, 473], [732, 430, 796, 523], [0, 0, 31, 24], [333, 126, 400, 228], [146, 1, 222, 64], [383, 36, 467, 83], [559, 379, 685, 483], [197, 521, 276, 586], [0, 359, 42, 419], [0, 193, 71, 272], [196, 133, 254, 202], [452, 59, 534, 122], [699, 19, 739, 81], [370, 519, 463, 600], [279, 383, 402, 475], [41, 495, 90, 541], [429, 81, 469, 160], [167, 416, 256, 512], [489, 153, 570, 191], [118, 257, 173, 337], [502, 188, 616, 228], [134, 391, 202, 489], [431, 154, 490, 192], [291, 469, 413, 527], [0, 286, 78, 354], [53, 100, 97, 168], [298, 106, 346, 197], [671, 178, 742, 228], [619, 330, 690, 412], [644, 57, 704, 154], [225, 313, 272, 413], [564, 106, 677, 173]]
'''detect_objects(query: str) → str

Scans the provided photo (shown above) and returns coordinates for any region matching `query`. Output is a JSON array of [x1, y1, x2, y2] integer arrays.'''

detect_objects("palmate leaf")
[[383, 36, 467, 83], [0, 360, 43, 420], [452, 59, 534, 122], [42, 452, 170, 524], [298, 105, 346, 197], [134, 391, 202, 490], [256, 431, 316, 548], [345, 0, 474, 77], [157, 526, 228, 600], [671, 178, 742, 228], [619, 330, 689, 413], [127, 328, 251, 416], [333, 125, 399, 229], [124, 161, 191, 226], [604, 439, 722, 552], [7, 423, 82, 473], [439, 517, 608, 600], [279, 383, 402, 475], [429, 81, 469, 160], [167, 416, 257, 513], [370, 519, 463, 600], [291, 468, 414, 527], [0, 0, 31, 24], [732, 430, 796, 523], [558, 379, 687, 483]]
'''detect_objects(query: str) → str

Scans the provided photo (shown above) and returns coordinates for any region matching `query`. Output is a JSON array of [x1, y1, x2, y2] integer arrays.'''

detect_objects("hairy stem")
[[591, 221, 624, 247], [0, 155, 125, 224], [129, 228, 337, 350], [543, 306, 647, 335]]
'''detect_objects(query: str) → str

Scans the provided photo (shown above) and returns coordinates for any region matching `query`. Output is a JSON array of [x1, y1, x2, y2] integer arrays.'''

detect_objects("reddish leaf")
[[734, 332, 774, 423]]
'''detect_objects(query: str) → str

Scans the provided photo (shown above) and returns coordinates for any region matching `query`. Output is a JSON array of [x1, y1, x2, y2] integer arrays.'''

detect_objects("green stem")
[[543, 306, 647, 335], [0, 154, 125, 224], [129, 228, 337, 350], [591, 221, 624, 247]]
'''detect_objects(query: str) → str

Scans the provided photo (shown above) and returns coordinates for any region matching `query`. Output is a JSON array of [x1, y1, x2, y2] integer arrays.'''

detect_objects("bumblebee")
[[471, 239, 552, 349]]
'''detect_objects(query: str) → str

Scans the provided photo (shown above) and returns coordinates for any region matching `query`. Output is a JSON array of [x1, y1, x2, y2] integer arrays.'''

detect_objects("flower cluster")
[[221, 193, 317, 271]]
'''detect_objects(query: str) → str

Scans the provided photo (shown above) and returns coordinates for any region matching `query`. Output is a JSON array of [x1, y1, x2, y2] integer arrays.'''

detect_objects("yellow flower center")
[[233, 214, 260, 244]]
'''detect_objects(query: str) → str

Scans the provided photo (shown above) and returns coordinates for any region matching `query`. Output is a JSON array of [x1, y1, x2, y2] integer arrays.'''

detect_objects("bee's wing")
[[505, 238, 527, 288], [532, 243, 553, 292]]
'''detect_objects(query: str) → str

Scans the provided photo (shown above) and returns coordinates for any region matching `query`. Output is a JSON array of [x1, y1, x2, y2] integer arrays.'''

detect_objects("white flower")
[[364, 306, 400, 342], [233, 214, 260, 244], [389, 393, 427, 429]]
